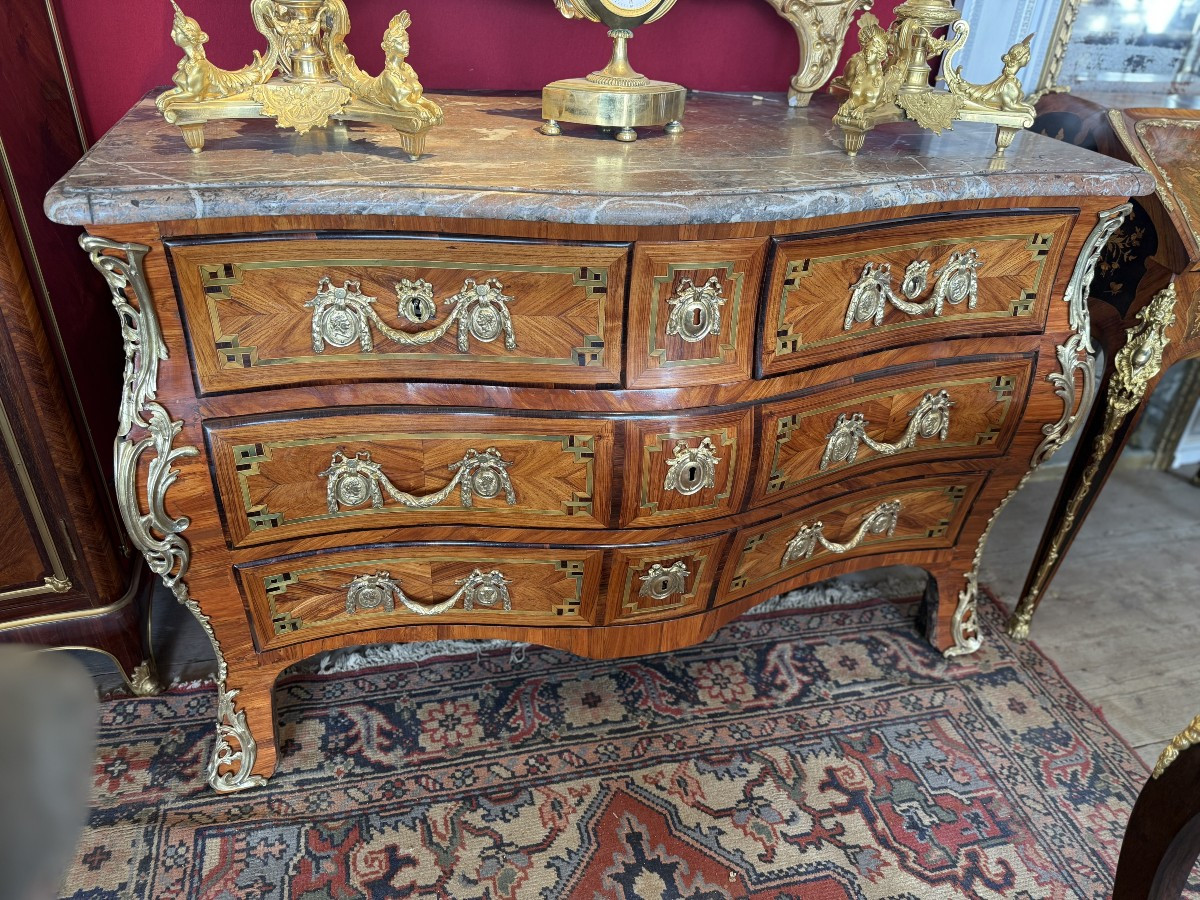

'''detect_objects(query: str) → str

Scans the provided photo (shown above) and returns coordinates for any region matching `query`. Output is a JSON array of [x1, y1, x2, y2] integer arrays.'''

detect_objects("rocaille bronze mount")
[[543, 0, 686, 142], [831, 0, 1037, 157], [156, 0, 442, 158]]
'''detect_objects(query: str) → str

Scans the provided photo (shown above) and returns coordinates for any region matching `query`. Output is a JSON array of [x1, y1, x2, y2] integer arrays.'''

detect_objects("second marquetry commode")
[[46, 92, 1152, 790]]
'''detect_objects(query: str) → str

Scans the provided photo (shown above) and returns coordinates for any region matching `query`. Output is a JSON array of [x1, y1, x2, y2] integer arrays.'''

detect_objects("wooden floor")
[[981, 466, 1200, 766], [80, 467, 1200, 767]]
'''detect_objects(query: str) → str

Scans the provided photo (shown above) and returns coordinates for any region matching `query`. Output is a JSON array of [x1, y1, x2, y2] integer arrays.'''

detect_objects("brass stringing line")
[[776, 230, 1052, 354]]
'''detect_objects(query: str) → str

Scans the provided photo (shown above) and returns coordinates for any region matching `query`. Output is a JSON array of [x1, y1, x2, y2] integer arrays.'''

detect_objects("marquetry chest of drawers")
[[46, 93, 1153, 792]]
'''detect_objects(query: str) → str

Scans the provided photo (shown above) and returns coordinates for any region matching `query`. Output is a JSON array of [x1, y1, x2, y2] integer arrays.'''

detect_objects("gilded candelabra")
[[765, 0, 874, 108], [831, 0, 1036, 156], [157, 0, 442, 157]]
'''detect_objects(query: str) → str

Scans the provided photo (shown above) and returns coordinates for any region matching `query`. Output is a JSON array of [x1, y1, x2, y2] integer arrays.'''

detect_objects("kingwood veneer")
[[45, 92, 1153, 792]]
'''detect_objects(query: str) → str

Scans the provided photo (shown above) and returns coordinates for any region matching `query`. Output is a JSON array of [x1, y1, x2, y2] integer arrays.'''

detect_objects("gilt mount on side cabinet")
[[831, 0, 1036, 157], [157, 0, 442, 157]]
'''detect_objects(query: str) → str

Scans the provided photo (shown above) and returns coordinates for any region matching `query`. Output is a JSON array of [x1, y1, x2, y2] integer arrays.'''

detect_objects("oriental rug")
[[61, 590, 1155, 899]]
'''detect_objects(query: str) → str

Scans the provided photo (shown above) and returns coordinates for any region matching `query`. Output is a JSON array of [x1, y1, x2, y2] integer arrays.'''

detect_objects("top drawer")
[[168, 235, 628, 393], [760, 211, 1075, 376]]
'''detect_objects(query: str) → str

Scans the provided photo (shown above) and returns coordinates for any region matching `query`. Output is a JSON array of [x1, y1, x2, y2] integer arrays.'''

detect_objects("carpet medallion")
[[62, 592, 1152, 899]]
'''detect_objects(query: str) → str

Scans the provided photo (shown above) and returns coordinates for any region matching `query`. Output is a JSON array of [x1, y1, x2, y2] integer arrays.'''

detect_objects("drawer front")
[[620, 409, 754, 527], [170, 236, 628, 393], [604, 537, 723, 625], [209, 412, 614, 547], [722, 475, 984, 603], [241, 545, 604, 650], [761, 212, 1073, 375], [754, 358, 1033, 506], [625, 239, 767, 388]]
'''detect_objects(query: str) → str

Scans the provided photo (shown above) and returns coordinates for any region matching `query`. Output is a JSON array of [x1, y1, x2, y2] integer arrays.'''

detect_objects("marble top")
[[45, 92, 1154, 228]]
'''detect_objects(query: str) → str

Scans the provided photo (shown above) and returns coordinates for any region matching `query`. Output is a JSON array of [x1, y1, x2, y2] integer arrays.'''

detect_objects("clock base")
[[541, 77, 686, 141]]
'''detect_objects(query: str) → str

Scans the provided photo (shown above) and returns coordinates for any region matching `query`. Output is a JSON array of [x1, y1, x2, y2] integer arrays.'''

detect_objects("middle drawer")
[[208, 411, 616, 547]]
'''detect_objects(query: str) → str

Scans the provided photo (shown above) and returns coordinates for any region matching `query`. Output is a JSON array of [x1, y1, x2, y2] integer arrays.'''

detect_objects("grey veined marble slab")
[[45, 92, 1155, 228]]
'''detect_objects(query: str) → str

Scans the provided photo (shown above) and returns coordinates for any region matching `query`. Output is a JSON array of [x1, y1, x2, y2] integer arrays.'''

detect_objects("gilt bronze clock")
[[543, 0, 685, 142]]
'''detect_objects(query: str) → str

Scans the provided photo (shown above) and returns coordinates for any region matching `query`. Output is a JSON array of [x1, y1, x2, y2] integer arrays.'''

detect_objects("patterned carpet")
[[63, 590, 1154, 899]]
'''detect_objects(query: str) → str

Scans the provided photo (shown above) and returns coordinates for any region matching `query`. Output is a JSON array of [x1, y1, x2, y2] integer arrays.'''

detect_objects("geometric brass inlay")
[[233, 431, 597, 533], [260, 553, 589, 636], [991, 375, 1016, 400], [553, 560, 586, 617], [197, 257, 612, 369], [648, 262, 744, 369], [573, 335, 606, 367], [1010, 291, 1036, 316], [617, 550, 707, 620], [767, 373, 1017, 495], [772, 231, 1054, 359], [640, 428, 735, 518], [215, 335, 259, 368]]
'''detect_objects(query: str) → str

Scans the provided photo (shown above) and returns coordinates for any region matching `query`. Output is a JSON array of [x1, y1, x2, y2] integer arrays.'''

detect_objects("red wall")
[[55, 0, 900, 142]]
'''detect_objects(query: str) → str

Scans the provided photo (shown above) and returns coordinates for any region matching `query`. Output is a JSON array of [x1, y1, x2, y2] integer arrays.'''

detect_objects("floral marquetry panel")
[[720, 475, 984, 605], [168, 236, 628, 392], [761, 212, 1074, 375], [624, 238, 767, 388], [239, 545, 605, 650], [754, 358, 1033, 505], [207, 412, 615, 547]]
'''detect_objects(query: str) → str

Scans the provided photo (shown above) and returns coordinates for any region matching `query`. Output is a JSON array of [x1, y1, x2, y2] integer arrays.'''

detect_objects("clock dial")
[[597, 0, 661, 12], [588, 0, 674, 27]]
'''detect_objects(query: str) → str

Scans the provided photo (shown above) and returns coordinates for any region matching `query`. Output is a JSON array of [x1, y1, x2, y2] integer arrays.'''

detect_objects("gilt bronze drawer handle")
[[663, 437, 721, 496], [306, 276, 517, 353], [344, 569, 512, 617], [639, 561, 690, 600], [820, 390, 953, 470], [320, 447, 517, 513], [781, 499, 902, 565], [844, 249, 980, 330], [665, 276, 725, 343]]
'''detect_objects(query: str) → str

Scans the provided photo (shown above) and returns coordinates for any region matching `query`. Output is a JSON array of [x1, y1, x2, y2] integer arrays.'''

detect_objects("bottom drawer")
[[240, 546, 604, 650], [718, 474, 986, 605]]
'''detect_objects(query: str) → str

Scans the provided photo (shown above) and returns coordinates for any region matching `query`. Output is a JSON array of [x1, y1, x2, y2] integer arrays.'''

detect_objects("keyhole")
[[686, 464, 699, 483], [692, 308, 702, 328]]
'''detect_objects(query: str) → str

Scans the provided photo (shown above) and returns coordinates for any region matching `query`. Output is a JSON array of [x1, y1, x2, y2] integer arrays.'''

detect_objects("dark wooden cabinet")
[[0, 1, 153, 691]]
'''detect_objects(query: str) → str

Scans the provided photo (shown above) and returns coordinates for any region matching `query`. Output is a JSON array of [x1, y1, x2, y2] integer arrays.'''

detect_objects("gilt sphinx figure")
[[156, 0, 443, 158], [831, 0, 1036, 157]]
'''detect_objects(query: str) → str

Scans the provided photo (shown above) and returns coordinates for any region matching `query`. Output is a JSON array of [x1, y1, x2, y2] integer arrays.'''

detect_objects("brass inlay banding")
[[263, 553, 589, 636], [767, 373, 1016, 495], [773, 231, 1053, 359], [233, 431, 596, 533], [197, 256, 611, 370], [647, 262, 744, 369], [640, 429, 736, 517]]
